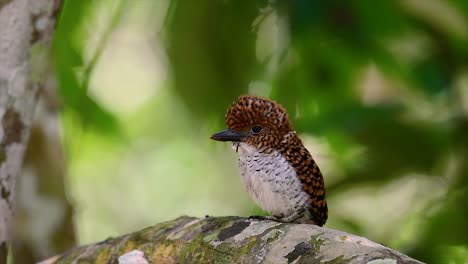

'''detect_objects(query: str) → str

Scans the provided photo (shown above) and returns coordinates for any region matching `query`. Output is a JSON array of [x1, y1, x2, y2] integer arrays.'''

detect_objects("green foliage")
[[165, 0, 264, 117], [53, 0, 122, 133]]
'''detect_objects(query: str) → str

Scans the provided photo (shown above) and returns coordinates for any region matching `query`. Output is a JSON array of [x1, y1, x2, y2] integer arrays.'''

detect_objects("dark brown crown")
[[226, 95, 292, 132]]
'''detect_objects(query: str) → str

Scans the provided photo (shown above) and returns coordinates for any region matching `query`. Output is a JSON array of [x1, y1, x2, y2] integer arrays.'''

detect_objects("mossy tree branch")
[[41, 216, 423, 264]]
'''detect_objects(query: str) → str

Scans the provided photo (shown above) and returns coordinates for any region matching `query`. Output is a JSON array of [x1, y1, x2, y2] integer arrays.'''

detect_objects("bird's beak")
[[210, 129, 245, 142]]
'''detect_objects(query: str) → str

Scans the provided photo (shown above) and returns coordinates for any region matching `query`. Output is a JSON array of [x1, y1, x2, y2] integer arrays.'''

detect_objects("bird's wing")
[[280, 137, 328, 226]]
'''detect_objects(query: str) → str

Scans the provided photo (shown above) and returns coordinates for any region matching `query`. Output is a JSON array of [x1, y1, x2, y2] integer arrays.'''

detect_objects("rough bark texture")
[[41, 216, 423, 264], [0, 0, 61, 263]]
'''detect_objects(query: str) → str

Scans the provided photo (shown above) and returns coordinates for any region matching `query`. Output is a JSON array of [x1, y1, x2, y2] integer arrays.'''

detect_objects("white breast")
[[234, 143, 309, 217]]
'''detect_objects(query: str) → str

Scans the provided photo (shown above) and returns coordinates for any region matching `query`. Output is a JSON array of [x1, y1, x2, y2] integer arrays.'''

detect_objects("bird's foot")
[[248, 215, 285, 222], [278, 210, 304, 223], [248, 215, 268, 220], [249, 210, 306, 223]]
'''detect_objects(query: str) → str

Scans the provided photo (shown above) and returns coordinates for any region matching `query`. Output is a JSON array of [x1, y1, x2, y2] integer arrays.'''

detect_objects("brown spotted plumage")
[[278, 132, 328, 226], [211, 95, 328, 226]]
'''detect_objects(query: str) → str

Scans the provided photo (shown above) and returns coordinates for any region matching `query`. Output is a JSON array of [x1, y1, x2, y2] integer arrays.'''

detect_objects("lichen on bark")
[[0, 0, 62, 263], [41, 216, 424, 264]]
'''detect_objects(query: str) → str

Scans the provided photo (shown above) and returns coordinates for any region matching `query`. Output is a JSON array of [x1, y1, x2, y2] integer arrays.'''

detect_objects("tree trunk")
[[40, 216, 424, 264], [0, 0, 62, 263]]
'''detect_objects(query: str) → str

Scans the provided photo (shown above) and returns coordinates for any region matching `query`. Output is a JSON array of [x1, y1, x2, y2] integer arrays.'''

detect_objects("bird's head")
[[211, 95, 293, 151]]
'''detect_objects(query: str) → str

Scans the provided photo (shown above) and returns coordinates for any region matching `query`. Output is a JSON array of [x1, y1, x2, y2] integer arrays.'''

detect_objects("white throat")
[[232, 142, 258, 155], [232, 142, 309, 217]]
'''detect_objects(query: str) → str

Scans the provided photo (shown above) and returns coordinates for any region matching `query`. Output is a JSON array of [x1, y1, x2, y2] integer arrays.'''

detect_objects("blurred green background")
[[17, 0, 468, 263]]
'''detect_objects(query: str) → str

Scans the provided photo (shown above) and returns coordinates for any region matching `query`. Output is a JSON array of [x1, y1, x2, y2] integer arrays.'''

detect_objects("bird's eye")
[[251, 125, 262, 134]]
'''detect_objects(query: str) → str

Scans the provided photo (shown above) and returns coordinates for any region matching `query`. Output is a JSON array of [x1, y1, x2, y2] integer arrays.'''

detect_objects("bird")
[[210, 95, 327, 226]]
